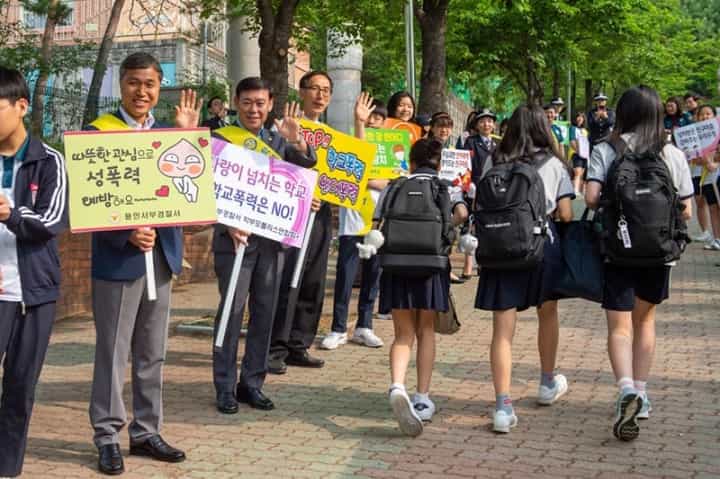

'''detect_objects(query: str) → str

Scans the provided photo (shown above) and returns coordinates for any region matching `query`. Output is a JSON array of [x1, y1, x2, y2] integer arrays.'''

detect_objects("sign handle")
[[290, 210, 317, 289], [214, 244, 246, 350], [145, 251, 157, 301]]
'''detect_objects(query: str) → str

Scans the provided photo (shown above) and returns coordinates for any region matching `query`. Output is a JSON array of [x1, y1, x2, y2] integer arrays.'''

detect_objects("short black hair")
[[387, 91, 416, 121], [684, 92, 700, 101], [235, 77, 273, 98], [0, 66, 30, 103], [207, 96, 223, 109], [119, 52, 163, 81], [410, 138, 443, 170], [299, 71, 334, 92], [371, 99, 387, 119]]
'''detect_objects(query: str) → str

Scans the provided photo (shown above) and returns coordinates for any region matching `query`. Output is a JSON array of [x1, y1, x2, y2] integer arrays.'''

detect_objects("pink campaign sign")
[[211, 139, 318, 248], [674, 117, 720, 160]]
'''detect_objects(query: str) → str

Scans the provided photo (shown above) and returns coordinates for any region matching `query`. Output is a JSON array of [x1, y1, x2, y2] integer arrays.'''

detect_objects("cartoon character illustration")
[[392, 144, 409, 172], [452, 169, 473, 193], [157, 139, 206, 203]]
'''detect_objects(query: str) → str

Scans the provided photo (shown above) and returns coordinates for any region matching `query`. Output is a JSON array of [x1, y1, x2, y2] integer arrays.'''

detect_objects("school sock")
[[541, 371, 556, 389], [415, 392, 430, 402], [495, 394, 513, 414], [634, 380, 647, 398], [618, 377, 635, 395]]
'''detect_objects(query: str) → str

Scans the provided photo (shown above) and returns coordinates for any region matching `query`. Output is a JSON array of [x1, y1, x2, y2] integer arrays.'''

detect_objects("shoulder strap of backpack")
[[430, 176, 454, 244], [608, 136, 628, 158]]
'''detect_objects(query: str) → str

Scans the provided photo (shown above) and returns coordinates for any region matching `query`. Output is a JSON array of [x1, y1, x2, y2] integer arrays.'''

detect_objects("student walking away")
[[0, 67, 68, 479], [693, 106, 720, 250], [270, 71, 331, 367], [86, 53, 201, 475], [324, 92, 387, 353], [587, 92, 616, 148], [373, 138, 468, 436], [570, 110, 590, 194], [473, 105, 575, 434], [212, 77, 315, 410], [201, 96, 230, 130], [585, 85, 693, 441]]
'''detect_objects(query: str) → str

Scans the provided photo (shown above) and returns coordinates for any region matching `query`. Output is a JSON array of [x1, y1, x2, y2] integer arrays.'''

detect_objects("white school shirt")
[[0, 140, 27, 302], [537, 156, 576, 215], [587, 133, 694, 199]]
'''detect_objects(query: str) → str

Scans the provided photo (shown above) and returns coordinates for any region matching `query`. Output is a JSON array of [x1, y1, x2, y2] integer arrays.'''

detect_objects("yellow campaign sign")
[[64, 128, 217, 232], [299, 119, 375, 211]]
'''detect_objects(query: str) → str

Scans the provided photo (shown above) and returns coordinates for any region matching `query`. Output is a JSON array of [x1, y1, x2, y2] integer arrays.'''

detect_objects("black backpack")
[[596, 138, 689, 266], [378, 174, 454, 277], [474, 156, 549, 270]]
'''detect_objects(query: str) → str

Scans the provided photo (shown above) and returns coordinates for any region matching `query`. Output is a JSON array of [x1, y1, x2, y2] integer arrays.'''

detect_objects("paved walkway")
[[17, 241, 720, 478]]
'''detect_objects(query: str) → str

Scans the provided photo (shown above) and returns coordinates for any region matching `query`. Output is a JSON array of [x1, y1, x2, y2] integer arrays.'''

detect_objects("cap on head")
[[593, 92, 609, 101], [474, 108, 497, 121], [551, 97, 565, 106]]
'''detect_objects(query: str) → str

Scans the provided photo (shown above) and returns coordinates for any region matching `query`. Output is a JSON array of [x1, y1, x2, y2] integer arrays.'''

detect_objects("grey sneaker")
[[637, 396, 652, 420], [389, 386, 423, 437], [613, 390, 643, 441], [412, 395, 436, 422]]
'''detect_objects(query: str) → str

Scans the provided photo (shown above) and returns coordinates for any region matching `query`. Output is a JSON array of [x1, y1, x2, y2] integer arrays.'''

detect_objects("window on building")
[[23, 1, 75, 29]]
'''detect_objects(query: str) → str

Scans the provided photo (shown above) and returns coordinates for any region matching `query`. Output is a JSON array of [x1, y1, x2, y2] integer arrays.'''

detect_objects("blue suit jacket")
[[86, 111, 183, 281]]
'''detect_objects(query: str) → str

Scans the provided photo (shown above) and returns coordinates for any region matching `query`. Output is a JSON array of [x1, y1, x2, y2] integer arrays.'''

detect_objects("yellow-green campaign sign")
[[299, 120, 375, 211], [365, 128, 410, 179], [64, 128, 217, 232]]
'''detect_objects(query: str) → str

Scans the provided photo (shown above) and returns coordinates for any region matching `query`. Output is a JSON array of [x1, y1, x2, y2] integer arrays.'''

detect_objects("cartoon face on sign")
[[157, 139, 206, 203]]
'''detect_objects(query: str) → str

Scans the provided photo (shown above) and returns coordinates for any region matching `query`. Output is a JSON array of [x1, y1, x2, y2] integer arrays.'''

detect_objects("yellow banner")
[[215, 125, 281, 159], [299, 119, 375, 211], [64, 128, 217, 232]]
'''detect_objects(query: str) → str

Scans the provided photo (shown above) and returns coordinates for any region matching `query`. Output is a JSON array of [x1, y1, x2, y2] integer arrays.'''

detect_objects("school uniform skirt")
[[379, 268, 450, 313], [475, 221, 563, 312]]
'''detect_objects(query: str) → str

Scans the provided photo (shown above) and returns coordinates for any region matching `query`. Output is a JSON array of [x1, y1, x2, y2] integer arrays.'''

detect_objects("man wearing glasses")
[[269, 71, 334, 374]]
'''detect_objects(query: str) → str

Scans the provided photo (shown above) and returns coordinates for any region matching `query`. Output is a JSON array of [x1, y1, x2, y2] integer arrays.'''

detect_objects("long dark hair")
[[492, 105, 563, 165], [387, 91, 416, 121], [611, 85, 666, 154]]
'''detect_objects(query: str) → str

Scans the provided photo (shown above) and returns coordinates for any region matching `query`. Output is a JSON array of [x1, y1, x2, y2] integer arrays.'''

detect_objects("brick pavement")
[[16, 241, 720, 478]]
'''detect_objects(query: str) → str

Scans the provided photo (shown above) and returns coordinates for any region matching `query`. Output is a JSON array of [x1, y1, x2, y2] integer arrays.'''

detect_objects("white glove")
[[457, 234, 478, 256], [357, 229, 385, 259]]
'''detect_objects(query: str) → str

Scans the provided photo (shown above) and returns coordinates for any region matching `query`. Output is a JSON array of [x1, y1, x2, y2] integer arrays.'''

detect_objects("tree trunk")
[[584, 79, 593, 111], [30, 0, 60, 136], [257, 0, 298, 123], [415, 0, 449, 116], [82, 0, 126, 127]]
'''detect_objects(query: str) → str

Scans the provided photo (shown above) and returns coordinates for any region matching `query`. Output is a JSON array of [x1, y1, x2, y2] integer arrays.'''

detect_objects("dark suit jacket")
[[202, 116, 228, 131], [464, 134, 496, 187], [86, 110, 184, 281], [212, 126, 317, 254]]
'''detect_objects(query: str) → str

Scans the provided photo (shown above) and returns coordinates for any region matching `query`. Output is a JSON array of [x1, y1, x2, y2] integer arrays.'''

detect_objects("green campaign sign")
[[365, 128, 411, 179]]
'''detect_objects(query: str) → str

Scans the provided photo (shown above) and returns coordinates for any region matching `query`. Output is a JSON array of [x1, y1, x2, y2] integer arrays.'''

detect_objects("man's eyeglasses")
[[302, 85, 332, 97]]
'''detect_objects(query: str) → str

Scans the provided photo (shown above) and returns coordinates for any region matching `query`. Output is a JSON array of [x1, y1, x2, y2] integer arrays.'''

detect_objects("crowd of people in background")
[[0, 49, 716, 477]]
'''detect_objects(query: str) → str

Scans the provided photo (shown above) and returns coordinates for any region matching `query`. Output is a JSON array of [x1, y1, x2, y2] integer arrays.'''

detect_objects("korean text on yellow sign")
[[299, 119, 375, 211], [64, 128, 217, 232]]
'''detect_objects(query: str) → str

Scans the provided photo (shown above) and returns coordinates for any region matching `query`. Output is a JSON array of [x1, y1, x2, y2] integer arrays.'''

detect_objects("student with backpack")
[[585, 85, 693, 442], [473, 105, 575, 434], [374, 138, 468, 437]]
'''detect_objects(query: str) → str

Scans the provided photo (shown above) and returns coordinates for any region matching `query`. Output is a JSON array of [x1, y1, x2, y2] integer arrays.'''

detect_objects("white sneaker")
[[692, 230, 713, 242], [412, 394, 436, 422], [493, 409, 518, 433], [389, 386, 423, 437], [351, 328, 384, 348], [374, 313, 392, 320], [703, 239, 720, 250], [537, 374, 569, 405], [319, 331, 347, 350]]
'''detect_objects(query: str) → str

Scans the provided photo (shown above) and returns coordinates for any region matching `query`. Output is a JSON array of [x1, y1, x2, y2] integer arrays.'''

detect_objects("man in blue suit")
[[86, 52, 201, 475]]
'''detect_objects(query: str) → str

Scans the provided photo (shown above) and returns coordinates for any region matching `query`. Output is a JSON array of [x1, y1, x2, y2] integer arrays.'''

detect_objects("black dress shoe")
[[236, 386, 275, 410], [286, 350, 325, 368], [216, 391, 239, 414], [268, 358, 287, 375], [98, 443, 124, 475], [129, 435, 186, 463]]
